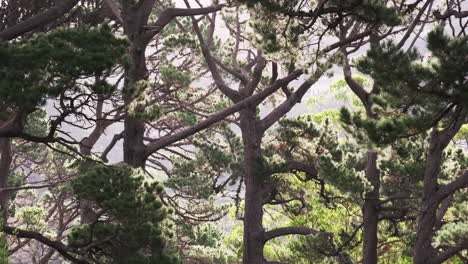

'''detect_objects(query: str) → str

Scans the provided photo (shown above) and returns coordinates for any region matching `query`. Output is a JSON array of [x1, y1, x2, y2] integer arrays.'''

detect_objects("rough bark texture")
[[121, 1, 152, 168], [241, 106, 266, 264]]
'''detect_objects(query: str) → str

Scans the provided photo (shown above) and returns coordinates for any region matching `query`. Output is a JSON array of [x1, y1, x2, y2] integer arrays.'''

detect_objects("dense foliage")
[[0, 0, 466, 264]]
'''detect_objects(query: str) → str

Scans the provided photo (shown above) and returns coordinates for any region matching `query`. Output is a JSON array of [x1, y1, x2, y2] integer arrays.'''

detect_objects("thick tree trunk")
[[0, 138, 12, 223], [123, 115, 147, 167], [241, 107, 266, 264], [122, 14, 150, 168], [362, 152, 380, 264]]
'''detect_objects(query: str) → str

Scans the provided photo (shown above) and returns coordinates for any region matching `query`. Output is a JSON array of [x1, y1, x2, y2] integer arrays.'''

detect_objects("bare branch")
[[264, 226, 319, 242], [2, 225, 87, 264], [433, 9, 468, 19]]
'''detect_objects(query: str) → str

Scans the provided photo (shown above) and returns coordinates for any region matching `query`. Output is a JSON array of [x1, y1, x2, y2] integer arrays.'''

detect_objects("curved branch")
[[1, 225, 87, 264], [264, 226, 318, 242], [144, 4, 225, 41]]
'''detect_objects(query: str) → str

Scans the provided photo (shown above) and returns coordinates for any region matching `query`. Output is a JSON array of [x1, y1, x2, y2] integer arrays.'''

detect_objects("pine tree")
[[69, 164, 179, 264]]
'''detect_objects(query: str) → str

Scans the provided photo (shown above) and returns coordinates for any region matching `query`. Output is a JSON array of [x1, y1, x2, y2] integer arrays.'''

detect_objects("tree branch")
[[191, 12, 242, 102], [435, 244, 468, 264], [288, 161, 319, 181], [1, 225, 87, 264], [433, 9, 468, 19], [437, 170, 468, 202], [0, 0, 80, 41], [264, 226, 319, 242], [144, 4, 225, 41], [145, 70, 303, 156], [259, 76, 318, 132]]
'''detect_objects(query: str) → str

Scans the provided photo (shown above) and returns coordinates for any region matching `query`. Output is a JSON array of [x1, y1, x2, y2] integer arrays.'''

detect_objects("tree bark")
[[343, 51, 382, 264], [362, 152, 380, 264], [414, 134, 444, 263], [0, 138, 11, 223], [414, 120, 465, 264], [240, 106, 266, 264], [121, 5, 151, 168]]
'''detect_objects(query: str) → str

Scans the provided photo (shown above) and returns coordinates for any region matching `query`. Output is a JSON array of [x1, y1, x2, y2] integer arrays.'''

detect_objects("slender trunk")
[[362, 152, 380, 264], [0, 138, 12, 223], [413, 134, 444, 264], [241, 107, 266, 264]]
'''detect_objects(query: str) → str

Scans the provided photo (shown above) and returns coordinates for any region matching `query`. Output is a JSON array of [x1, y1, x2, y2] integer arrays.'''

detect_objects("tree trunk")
[[123, 115, 147, 167], [122, 14, 149, 168], [240, 107, 267, 264], [79, 104, 110, 224], [413, 133, 444, 264], [362, 152, 380, 264], [0, 138, 12, 223]]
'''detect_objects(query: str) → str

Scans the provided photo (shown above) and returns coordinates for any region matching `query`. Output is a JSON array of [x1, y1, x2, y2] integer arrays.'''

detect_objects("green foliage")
[[160, 64, 192, 90], [345, 27, 468, 145], [6, 171, 27, 216], [179, 223, 238, 264], [454, 124, 468, 142], [435, 215, 468, 248], [340, 107, 421, 146], [239, 0, 400, 59], [167, 123, 243, 198], [0, 23, 128, 107], [16, 206, 47, 232], [70, 164, 179, 264], [304, 110, 341, 124], [125, 80, 162, 120], [275, 116, 370, 196], [238, 0, 400, 26]]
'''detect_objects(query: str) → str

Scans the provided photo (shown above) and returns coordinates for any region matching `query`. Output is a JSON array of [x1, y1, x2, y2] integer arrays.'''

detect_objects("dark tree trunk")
[[413, 120, 465, 264], [122, 10, 150, 168], [414, 133, 445, 264], [123, 115, 147, 167], [0, 138, 11, 223], [362, 152, 380, 264], [240, 107, 266, 264]]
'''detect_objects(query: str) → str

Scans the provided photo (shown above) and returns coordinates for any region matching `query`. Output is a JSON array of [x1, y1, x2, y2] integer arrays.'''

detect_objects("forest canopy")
[[0, 0, 467, 264]]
